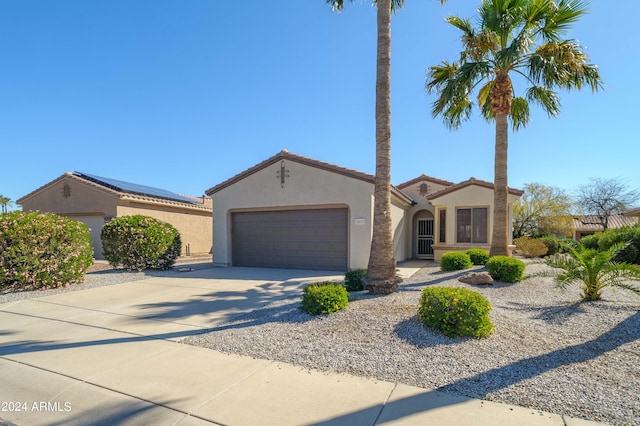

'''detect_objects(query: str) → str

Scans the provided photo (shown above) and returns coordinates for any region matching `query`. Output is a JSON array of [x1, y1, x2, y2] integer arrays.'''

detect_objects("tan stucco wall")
[[117, 202, 212, 257], [430, 185, 520, 260], [19, 176, 119, 218], [391, 195, 410, 262], [401, 182, 450, 206], [19, 175, 212, 260], [211, 159, 409, 270]]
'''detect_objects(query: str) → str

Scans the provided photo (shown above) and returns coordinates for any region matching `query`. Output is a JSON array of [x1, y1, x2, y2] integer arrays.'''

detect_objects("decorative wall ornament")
[[62, 183, 71, 198], [418, 182, 430, 197], [276, 160, 290, 188]]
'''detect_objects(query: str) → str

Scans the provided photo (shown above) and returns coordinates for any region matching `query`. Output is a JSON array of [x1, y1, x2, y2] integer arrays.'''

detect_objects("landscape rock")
[[458, 272, 494, 285]]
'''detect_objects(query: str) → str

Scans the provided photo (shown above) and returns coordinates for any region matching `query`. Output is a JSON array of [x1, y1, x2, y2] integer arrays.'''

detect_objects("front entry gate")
[[417, 219, 434, 259]]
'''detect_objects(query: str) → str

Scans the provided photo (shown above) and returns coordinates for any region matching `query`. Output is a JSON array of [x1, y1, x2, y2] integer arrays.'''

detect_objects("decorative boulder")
[[459, 272, 494, 285]]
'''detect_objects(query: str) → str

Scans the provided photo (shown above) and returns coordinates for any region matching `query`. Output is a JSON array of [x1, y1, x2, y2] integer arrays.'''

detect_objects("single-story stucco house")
[[17, 172, 212, 259], [205, 150, 523, 271]]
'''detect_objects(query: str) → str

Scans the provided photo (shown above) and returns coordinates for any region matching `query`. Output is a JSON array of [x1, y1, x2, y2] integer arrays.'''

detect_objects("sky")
[[1, 1, 638, 208]]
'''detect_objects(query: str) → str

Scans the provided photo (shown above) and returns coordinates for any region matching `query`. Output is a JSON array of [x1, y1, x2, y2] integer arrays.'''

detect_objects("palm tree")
[[426, 0, 602, 257], [328, 0, 446, 294], [0, 195, 12, 214], [534, 242, 640, 301]]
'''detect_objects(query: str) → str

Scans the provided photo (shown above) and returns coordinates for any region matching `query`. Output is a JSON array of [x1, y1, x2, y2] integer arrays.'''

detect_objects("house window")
[[456, 207, 488, 244], [438, 209, 446, 243], [419, 183, 429, 195]]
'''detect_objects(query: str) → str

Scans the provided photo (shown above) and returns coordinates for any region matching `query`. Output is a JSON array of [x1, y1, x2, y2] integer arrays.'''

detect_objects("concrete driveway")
[[0, 266, 606, 425]]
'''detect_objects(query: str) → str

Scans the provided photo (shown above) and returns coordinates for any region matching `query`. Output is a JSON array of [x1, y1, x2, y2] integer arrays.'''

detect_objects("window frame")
[[438, 208, 447, 243], [455, 206, 489, 244]]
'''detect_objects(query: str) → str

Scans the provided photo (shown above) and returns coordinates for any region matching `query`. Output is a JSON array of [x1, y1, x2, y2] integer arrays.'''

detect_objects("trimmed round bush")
[[0, 211, 93, 291], [301, 281, 349, 315], [486, 256, 525, 283], [440, 252, 473, 271], [465, 248, 490, 265], [418, 286, 493, 338], [344, 269, 367, 292], [101, 215, 181, 271], [514, 236, 548, 258]]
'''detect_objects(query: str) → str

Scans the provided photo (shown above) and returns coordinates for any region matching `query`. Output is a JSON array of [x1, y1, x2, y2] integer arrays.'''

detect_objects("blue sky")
[[1, 1, 637, 207]]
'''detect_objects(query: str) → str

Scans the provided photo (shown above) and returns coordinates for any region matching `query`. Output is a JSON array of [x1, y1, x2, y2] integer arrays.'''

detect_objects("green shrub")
[[580, 234, 599, 250], [440, 252, 473, 271], [486, 256, 526, 283], [539, 236, 562, 255], [301, 281, 349, 315], [344, 269, 367, 291], [596, 226, 640, 264], [514, 236, 548, 258], [418, 286, 493, 338], [101, 215, 181, 271], [0, 211, 93, 291], [465, 249, 490, 265]]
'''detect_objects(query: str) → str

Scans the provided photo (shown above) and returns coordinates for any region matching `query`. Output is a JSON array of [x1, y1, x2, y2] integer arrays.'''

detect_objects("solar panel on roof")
[[74, 172, 198, 204]]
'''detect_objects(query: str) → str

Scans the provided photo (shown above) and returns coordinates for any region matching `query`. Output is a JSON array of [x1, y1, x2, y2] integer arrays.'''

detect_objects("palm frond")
[[327, 0, 407, 13], [540, 0, 588, 42], [446, 15, 475, 36], [326, 0, 346, 12], [426, 61, 458, 93], [477, 80, 493, 110], [526, 86, 561, 117], [528, 41, 603, 91], [482, 0, 530, 47], [510, 97, 530, 131]]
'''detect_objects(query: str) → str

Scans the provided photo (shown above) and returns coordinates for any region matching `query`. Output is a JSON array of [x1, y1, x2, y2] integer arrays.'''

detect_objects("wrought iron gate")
[[417, 219, 434, 259]]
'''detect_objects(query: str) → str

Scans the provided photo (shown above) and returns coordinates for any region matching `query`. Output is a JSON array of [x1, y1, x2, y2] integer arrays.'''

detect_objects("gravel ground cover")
[[2, 260, 638, 424], [183, 262, 640, 426]]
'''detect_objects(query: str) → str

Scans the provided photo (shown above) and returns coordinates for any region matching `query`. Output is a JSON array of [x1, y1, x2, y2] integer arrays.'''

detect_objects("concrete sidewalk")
[[0, 266, 607, 425]]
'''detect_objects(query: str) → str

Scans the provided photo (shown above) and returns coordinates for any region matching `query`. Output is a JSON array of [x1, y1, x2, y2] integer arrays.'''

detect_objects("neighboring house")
[[205, 150, 523, 271], [17, 172, 212, 260], [624, 207, 640, 220], [572, 215, 639, 240]]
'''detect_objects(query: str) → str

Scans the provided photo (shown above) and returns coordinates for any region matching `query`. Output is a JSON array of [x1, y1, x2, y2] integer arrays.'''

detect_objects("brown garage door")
[[232, 208, 348, 271]]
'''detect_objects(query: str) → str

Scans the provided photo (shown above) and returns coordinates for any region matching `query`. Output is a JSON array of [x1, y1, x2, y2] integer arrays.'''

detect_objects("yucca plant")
[[533, 241, 640, 301]]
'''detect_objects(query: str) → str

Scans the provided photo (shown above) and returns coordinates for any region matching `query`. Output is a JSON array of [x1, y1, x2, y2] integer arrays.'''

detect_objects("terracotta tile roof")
[[205, 150, 414, 205], [573, 215, 638, 232], [18, 172, 212, 212], [428, 177, 524, 200], [396, 174, 455, 190]]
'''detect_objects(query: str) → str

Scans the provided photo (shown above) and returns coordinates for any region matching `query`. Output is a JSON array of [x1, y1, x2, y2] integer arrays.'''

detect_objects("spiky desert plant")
[[534, 241, 640, 301]]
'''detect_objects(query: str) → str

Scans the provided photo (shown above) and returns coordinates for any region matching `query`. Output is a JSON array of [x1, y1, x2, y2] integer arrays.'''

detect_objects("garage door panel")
[[232, 209, 348, 271]]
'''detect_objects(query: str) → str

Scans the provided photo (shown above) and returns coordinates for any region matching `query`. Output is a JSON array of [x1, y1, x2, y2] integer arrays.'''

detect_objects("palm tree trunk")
[[490, 112, 510, 256], [364, 0, 400, 294]]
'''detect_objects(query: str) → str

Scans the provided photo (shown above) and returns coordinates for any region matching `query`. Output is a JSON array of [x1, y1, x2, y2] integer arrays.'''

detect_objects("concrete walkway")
[[0, 265, 607, 425]]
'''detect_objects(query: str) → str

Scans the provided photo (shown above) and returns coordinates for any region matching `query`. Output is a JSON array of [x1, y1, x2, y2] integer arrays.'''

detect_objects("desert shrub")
[[418, 286, 493, 338], [580, 234, 599, 250], [101, 215, 181, 271], [344, 269, 367, 291], [486, 256, 525, 283], [539, 236, 562, 255], [465, 248, 490, 265], [596, 226, 640, 264], [514, 236, 548, 258], [440, 252, 473, 271], [0, 211, 93, 291], [301, 281, 349, 315]]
